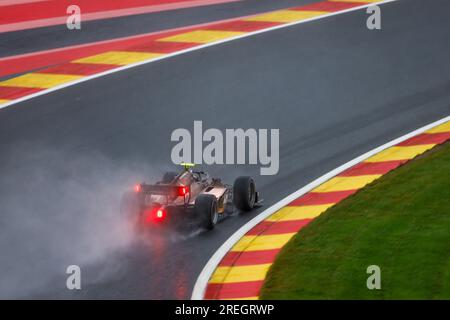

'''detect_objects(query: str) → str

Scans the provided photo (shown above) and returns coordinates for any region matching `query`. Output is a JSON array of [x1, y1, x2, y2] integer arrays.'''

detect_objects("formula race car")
[[120, 163, 262, 230]]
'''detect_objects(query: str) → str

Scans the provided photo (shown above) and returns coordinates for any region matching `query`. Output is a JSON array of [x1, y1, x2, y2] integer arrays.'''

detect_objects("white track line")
[[191, 115, 450, 300], [0, 0, 48, 6], [0, 0, 399, 111]]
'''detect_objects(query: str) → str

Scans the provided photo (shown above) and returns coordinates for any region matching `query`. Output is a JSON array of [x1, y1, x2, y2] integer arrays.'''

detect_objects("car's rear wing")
[[139, 184, 189, 198]]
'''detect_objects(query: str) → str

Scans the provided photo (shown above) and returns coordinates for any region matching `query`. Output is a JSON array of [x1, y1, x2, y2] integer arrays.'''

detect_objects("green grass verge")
[[260, 142, 450, 300]]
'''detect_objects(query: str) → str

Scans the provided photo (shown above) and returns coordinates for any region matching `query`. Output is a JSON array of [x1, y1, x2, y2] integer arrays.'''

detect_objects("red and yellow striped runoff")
[[204, 122, 450, 300], [0, 0, 385, 107]]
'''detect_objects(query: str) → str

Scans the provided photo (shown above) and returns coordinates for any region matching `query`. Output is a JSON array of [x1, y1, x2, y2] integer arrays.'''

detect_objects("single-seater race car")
[[121, 163, 262, 230]]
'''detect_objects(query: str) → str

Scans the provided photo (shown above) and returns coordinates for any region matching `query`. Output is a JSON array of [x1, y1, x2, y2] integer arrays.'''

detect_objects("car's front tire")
[[233, 176, 256, 212]]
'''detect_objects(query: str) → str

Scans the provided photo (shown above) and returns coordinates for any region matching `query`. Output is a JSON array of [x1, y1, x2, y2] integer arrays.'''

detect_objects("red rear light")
[[143, 207, 166, 224], [178, 186, 189, 196], [156, 208, 164, 219], [153, 207, 166, 222], [134, 184, 141, 192]]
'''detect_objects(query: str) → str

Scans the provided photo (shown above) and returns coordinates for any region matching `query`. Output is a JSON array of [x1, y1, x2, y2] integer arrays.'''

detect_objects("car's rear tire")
[[233, 176, 256, 212], [195, 194, 218, 230], [161, 171, 178, 183]]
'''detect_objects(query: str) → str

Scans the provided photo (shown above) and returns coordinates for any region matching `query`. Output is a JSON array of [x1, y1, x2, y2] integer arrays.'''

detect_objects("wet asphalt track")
[[0, 0, 449, 299]]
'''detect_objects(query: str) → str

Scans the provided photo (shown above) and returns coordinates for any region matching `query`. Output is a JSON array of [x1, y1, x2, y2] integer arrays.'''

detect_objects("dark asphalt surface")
[[1, 0, 318, 58], [0, 0, 449, 299]]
